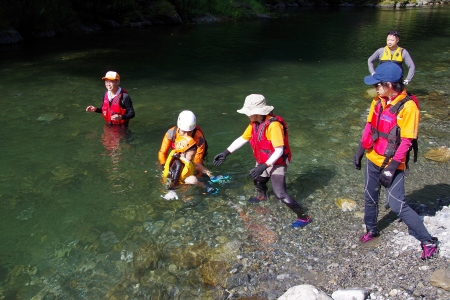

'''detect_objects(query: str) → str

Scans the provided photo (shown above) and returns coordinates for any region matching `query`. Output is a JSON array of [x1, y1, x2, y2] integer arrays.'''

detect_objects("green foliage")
[[30, 0, 77, 30], [0, 0, 428, 34], [169, 0, 267, 20], [70, 0, 140, 24]]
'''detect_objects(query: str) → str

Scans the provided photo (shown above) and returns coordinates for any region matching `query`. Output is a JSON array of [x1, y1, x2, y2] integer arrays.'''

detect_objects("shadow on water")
[[378, 183, 450, 232], [288, 166, 336, 202]]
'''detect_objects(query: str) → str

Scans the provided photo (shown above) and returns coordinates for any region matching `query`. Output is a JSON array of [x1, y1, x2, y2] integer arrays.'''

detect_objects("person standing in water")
[[368, 30, 415, 85], [213, 94, 311, 228], [86, 71, 135, 125], [353, 62, 438, 259]]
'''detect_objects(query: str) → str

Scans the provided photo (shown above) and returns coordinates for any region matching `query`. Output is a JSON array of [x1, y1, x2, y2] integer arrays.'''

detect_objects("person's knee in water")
[[162, 135, 218, 198]]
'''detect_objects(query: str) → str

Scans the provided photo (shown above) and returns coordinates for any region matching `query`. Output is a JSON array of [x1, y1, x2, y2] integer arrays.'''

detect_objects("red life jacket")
[[249, 115, 292, 166], [102, 89, 129, 125], [362, 94, 419, 162]]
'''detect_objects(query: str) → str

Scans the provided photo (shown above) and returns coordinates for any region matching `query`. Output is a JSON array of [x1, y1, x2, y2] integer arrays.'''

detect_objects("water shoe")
[[209, 175, 231, 184], [359, 231, 380, 243], [292, 216, 311, 228], [421, 237, 438, 260], [248, 196, 266, 203], [205, 187, 219, 195]]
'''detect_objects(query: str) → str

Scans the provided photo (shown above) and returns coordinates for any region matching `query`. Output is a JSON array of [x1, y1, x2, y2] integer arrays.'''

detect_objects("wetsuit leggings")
[[255, 164, 307, 219], [364, 159, 432, 243]]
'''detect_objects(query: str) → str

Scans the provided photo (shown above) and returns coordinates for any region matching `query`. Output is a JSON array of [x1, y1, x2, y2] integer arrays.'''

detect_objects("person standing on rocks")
[[368, 30, 415, 85], [213, 94, 311, 228], [353, 62, 438, 259]]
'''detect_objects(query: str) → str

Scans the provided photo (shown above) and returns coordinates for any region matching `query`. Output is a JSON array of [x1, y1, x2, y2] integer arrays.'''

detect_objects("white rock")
[[389, 289, 398, 297], [278, 284, 332, 300], [331, 287, 368, 300], [277, 273, 290, 280], [389, 205, 450, 258]]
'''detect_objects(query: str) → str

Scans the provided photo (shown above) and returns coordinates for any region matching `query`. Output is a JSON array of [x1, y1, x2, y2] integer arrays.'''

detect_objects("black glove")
[[412, 139, 418, 163], [353, 143, 365, 170], [249, 163, 268, 180], [379, 160, 400, 188], [213, 150, 231, 166]]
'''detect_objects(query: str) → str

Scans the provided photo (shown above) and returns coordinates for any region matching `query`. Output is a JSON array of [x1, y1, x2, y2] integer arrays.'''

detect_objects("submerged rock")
[[424, 147, 450, 162], [37, 112, 64, 122], [200, 260, 231, 287], [51, 165, 76, 183], [335, 198, 357, 212], [133, 242, 160, 272], [170, 241, 209, 269]]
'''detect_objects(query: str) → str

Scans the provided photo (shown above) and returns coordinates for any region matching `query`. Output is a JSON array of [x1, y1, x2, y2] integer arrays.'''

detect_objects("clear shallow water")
[[1, 6, 450, 298]]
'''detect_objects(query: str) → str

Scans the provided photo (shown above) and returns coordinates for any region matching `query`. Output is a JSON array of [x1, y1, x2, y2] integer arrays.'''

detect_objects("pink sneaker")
[[359, 231, 379, 243], [421, 237, 438, 260]]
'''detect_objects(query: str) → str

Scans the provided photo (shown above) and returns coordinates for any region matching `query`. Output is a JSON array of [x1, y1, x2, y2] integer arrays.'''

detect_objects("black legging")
[[254, 175, 307, 219]]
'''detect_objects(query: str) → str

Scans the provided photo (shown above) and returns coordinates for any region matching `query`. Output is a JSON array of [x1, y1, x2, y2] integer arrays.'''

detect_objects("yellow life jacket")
[[162, 150, 195, 185], [380, 46, 403, 63]]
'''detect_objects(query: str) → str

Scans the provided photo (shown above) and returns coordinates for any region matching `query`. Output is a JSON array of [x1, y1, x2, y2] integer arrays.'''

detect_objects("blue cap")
[[364, 62, 403, 85]]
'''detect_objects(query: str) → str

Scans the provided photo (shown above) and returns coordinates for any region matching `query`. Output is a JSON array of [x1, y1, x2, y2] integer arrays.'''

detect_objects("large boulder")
[[0, 29, 23, 45]]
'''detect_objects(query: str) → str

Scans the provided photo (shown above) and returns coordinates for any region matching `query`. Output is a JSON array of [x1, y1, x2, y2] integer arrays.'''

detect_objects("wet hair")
[[387, 30, 400, 38]]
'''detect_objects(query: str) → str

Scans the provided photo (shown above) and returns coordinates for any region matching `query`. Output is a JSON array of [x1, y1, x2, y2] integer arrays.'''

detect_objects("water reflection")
[[100, 125, 134, 194]]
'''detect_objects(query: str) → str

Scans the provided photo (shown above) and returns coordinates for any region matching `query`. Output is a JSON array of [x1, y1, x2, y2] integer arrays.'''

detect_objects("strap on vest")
[[378, 95, 418, 170], [256, 117, 280, 142], [255, 117, 290, 163]]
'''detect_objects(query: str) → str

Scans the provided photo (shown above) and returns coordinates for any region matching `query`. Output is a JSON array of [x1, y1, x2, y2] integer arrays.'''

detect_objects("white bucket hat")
[[237, 94, 274, 116]]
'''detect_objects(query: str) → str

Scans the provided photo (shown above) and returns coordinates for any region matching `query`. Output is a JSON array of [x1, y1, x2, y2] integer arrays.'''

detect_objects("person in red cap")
[[353, 62, 438, 260], [86, 71, 135, 125]]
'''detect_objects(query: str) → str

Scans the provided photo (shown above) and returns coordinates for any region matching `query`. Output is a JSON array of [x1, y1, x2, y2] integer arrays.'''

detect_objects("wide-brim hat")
[[102, 71, 120, 81], [364, 62, 403, 85], [237, 94, 274, 116]]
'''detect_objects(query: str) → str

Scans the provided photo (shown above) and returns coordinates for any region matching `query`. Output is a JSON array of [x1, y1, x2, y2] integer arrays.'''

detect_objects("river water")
[[1, 5, 449, 299]]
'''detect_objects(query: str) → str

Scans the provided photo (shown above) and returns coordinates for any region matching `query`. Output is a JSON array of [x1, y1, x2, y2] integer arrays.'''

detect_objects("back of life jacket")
[[363, 93, 419, 168], [102, 89, 129, 125], [168, 125, 208, 162], [249, 115, 292, 166]]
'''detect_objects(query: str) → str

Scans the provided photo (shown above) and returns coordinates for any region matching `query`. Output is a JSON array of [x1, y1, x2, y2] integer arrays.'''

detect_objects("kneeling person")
[[162, 136, 217, 200]]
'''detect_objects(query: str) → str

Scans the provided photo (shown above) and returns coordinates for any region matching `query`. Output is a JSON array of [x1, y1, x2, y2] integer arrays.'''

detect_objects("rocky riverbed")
[[223, 197, 450, 300], [5, 167, 449, 300]]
